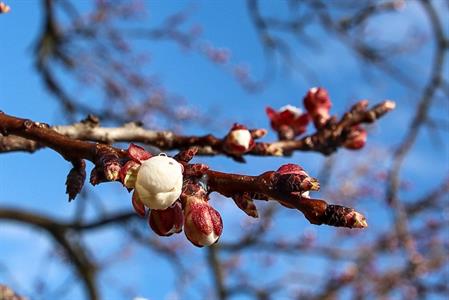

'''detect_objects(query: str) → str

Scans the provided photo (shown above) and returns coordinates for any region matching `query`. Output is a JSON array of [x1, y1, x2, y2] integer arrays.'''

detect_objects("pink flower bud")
[[127, 143, 152, 163], [276, 163, 307, 176], [149, 201, 184, 236], [275, 164, 320, 203], [223, 123, 255, 155], [184, 197, 223, 247], [324, 205, 368, 228], [344, 126, 367, 150], [132, 190, 146, 217], [266, 105, 310, 139], [303, 87, 332, 127]]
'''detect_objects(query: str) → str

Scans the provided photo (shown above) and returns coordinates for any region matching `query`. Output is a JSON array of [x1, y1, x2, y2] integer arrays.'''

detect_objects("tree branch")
[[0, 100, 394, 157]]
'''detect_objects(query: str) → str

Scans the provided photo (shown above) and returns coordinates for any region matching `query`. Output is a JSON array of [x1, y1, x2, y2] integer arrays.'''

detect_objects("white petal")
[[197, 232, 219, 246], [135, 155, 183, 209], [229, 129, 251, 149], [279, 104, 302, 117]]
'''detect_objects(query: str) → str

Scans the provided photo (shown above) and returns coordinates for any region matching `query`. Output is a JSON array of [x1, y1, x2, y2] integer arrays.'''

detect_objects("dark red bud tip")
[[132, 191, 146, 217], [344, 126, 367, 150], [66, 160, 86, 201], [323, 205, 368, 228], [230, 123, 248, 130], [276, 163, 304, 175], [149, 202, 184, 236], [127, 143, 152, 162], [266, 107, 277, 119], [232, 193, 259, 218], [174, 147, 198, 163], [303, 87, 332, 128], [303, 87, 332, 111], [266, 106, 310, 139]]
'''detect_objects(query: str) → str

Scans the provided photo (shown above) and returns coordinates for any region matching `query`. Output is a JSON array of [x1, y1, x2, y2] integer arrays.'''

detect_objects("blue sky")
[[1, 1, 448, 300]]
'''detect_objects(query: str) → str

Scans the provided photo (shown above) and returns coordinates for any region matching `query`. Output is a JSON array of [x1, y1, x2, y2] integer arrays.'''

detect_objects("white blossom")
[[135, 155, 183, 210]]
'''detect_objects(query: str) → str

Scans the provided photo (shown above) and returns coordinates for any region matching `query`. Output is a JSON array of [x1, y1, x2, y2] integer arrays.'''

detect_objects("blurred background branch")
[[1, 0, 448, 299]]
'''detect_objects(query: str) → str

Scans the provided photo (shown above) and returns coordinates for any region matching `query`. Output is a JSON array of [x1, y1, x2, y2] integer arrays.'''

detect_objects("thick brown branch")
[[0, 112, 367, 228], [206, 169, 367, 228], [0, 100, 394, 157], [0, 112, 126, 183]]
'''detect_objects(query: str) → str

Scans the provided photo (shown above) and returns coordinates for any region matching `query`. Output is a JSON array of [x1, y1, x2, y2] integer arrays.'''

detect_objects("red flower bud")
[[149, 201, 184, 236], [344, 126, 367, 150], [275, 164, 320, 202], [132, 191, 146, 217], [223, 123, 255, 155], [276, 163, 307, 176], [324, 205, 368, 228], [303, 87, 332, 127], [184, 197, 223, 247], [127, 143, 152, 163], [266, 105, 310, 139]]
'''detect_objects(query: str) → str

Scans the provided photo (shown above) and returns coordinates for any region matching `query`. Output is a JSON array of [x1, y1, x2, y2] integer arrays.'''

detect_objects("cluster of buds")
[[265, 105, 310, 140], [120, 144, 223, 247], [265, 87, 369, 150]]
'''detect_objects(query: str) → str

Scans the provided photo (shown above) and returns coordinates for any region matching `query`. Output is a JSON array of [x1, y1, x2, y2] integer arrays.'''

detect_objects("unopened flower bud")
[[344, 126, 367, 150], [276, 163, 307, 176], [184, 197, 223, 247], [266, 105, 310, 139], [127, 143, 152, 162], [275, 164, 320, 199], [149, 201, 184, 236], [132, 191, 146, 217], [135, 154, 183, 210], [303, 87, 332, 127], [223, 123, 255, 155], [324, 205, 368, 228]]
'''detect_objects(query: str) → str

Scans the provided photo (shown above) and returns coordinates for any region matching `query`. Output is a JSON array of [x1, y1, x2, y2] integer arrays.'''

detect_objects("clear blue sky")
[[1, 1, 448, 300]]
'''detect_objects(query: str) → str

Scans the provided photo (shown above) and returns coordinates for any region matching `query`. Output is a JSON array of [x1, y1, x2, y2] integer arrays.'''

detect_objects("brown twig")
[[0, 100, 394, 157]]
